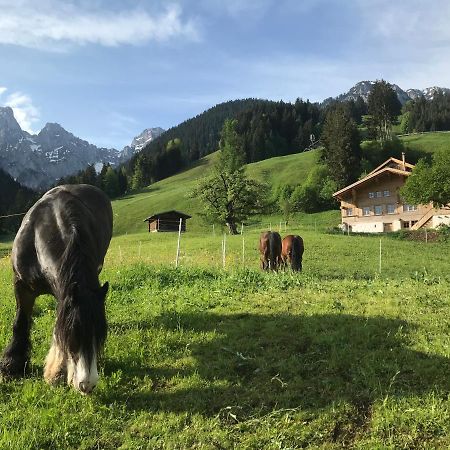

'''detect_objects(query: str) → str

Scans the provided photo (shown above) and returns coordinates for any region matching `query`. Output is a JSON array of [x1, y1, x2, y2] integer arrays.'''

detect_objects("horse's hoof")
[[0, 357, 27, 379]]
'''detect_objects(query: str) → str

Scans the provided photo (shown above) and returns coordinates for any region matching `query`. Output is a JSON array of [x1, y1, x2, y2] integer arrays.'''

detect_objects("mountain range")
[[0, 106, 164, 190], [324, 81, 450, 105]]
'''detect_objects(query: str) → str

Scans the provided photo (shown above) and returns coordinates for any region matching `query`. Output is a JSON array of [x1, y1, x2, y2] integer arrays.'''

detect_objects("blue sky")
[[1, 0, 449, 149]]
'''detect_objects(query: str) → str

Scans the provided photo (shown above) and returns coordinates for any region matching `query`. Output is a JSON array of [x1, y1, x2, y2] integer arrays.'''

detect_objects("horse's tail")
[[269, 232, 279, 270], [291, 236, 303, 271]]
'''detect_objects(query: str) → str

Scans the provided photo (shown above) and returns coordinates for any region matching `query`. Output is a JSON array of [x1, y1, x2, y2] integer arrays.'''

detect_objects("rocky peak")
[[121, 126, 165, 159], [0, 106, 22, 133], [0, 107, 24, 146]]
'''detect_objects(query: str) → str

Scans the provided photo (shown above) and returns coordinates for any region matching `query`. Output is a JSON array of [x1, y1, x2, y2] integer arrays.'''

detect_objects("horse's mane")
[[54, 207, 107, 365]]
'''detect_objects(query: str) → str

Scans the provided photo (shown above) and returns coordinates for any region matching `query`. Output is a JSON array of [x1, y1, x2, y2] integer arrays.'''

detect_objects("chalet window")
[[374, 205, 383, 215], [383, 190, 390, 197], [376, 191, 382, 198], [403, 204, 417, 212], [369, 192, 375, 198], [387, 204, 395, 214], [403, 221, 410, 228], [346, 208, 353, 216], [363, 207, 371, 216], [411, 220, 418, 227], [375, 205, 383, 216]]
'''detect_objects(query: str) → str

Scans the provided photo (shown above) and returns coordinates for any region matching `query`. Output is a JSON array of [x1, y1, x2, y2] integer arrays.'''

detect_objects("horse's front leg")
[[0, 279, 37, 378], [44, 333, 67, 385]]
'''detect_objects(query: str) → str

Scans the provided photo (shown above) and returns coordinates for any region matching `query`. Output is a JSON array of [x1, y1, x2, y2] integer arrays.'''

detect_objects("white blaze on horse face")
[[67, 349, 99, 395]]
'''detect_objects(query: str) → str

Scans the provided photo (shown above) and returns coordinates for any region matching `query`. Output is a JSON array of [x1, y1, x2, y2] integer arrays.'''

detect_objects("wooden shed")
[[143, 210, 192, 232]]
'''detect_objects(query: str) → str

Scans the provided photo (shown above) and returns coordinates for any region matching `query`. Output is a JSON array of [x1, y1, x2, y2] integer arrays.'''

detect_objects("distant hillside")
[[134, 99, 272, 162], [126, 98, 322, 188], [113, 150, 320, 236], [112, 131, 450, 236]]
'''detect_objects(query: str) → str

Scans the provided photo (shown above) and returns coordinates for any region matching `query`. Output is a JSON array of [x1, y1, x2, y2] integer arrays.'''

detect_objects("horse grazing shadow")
[[100, 312, 450, 417]]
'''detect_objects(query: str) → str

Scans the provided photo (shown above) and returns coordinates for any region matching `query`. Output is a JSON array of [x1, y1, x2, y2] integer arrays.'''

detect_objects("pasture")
[[0, 221, 449, 449]]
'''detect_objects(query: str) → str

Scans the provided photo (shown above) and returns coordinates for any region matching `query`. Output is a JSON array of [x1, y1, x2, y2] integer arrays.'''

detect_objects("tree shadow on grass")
[[100, 312, 450, 419]]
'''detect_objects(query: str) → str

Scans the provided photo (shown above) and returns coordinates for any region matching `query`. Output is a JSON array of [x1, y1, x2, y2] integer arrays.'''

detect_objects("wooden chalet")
[[144, 210, 191, 233], [332, 154, 450, 233]]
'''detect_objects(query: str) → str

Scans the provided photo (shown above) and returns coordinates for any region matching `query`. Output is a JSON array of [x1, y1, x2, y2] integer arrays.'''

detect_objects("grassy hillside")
[[112, 131, 450, 237], [400, 131, 450, 155], [112, 150, 321, 236]]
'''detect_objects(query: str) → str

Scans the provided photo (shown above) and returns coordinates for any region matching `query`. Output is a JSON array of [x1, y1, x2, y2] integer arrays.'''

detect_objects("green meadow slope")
[[400, 131, 450, 155], [111, 131, 449, 236], [112, 150, 320, 236]]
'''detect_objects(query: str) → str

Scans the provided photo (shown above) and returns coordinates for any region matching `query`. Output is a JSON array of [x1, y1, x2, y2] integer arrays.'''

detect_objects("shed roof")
[[143, 210, 192, 222]]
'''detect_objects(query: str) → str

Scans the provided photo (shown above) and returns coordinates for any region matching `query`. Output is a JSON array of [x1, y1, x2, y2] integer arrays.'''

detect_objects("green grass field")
[[0, 132, 449, 448], [0, 224, 449, 449]]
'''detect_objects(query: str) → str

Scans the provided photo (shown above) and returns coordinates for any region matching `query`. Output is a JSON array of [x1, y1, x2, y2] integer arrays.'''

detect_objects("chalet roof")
[[332, 157, 414, 200], [366, 156, 414, 176], [143, 210, 192, 222]]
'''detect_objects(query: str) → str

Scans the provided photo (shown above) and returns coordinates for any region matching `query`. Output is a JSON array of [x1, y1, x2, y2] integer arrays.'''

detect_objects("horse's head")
[[56, 281, 108, 395]]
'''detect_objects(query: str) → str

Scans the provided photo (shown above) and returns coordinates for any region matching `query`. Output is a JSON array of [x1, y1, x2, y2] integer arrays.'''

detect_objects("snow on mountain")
[[325, 81, 450, 105], [0, 107, 122, 189], [420, 86, 450, 100], [121, 127, 165, 159], [0, 106, 166, 190]]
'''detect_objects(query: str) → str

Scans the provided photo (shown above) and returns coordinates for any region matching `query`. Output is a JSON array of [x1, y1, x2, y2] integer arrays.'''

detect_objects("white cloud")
[[0, 1, 199, 50], [201, 0, 273, 17], [0, 88, 40, 133], [356, 0, 450, 46], [200, 0, 323, 19]]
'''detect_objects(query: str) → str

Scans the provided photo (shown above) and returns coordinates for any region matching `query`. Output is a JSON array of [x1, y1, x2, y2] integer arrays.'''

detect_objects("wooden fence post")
[[222, 233, 226, 268], [176, 218, 182, 268], [379, 239, 382, 274]]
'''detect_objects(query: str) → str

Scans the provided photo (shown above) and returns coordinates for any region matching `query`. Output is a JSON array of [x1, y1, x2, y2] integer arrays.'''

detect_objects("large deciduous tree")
[[320, 104, 361, 188], [367, 80, 402, 141], [401, 151, 450, 207], [192, 119, 267, 234]]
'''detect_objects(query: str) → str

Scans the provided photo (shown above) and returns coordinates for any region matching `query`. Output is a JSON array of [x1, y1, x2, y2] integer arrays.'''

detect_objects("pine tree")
[[321, 104, 361, 188], [103, 166, 120, 198], [367, 80, 402, 141]]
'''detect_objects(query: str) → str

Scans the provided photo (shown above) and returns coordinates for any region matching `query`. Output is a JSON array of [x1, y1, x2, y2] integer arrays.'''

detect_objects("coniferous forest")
[[403, 91, 450, 132], [0, 169, 37, 233]]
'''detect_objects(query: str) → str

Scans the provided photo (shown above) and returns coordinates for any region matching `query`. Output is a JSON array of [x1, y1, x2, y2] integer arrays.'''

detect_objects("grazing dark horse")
[[259, 231, 282, 271], [0, 184, 112, 395], [281, 234, 304, 271]]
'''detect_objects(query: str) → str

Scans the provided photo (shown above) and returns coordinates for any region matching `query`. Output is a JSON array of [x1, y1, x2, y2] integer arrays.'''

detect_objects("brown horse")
[[281, 235, 304, 271], [259, 231, 282, 271]]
